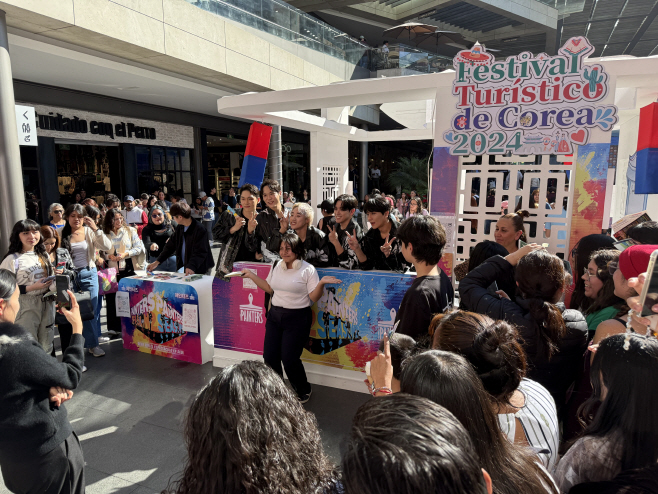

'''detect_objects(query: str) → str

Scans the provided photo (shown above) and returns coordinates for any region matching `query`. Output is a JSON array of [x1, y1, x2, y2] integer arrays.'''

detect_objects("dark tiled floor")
[[0, 301, 370, 493]]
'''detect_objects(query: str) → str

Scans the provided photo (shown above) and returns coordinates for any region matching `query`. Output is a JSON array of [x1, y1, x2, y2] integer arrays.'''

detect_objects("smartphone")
[[42, 275, 57, 283], [56, 261, 66, 268], [613, 238, 640, 252], [638, 250, 658, 317], [55, 275, 70, 311]]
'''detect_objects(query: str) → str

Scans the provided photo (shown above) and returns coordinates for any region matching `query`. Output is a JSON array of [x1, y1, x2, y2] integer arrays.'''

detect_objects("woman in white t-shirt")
[[241, 233, 341, 403], [0, 219, 56, 352]]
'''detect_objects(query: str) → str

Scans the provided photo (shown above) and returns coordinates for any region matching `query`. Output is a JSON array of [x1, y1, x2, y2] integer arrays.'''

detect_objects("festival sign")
[[120, 277, 202, 364], [444, 37, 618, 155], [213, 263, 416, 372]]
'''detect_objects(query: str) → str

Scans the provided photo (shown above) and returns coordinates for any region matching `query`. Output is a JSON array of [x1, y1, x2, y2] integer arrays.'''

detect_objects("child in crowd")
[[394, 215, 454, 340]]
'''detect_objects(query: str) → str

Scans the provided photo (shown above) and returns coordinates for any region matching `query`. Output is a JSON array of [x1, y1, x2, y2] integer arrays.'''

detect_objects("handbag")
[[98, 267, 118, 295], [55, 290, 95, 325]]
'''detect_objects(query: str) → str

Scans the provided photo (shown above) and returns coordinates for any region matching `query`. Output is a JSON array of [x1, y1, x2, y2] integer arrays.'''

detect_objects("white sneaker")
[[98, 336, 110, 343]]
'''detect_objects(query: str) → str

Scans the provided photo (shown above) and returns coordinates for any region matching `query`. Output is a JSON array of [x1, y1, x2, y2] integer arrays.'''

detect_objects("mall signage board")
[[443, 37, 618, 155]]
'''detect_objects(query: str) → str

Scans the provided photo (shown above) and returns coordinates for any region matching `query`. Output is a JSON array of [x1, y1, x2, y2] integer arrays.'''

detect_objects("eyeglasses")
[[583, 267, 590, 280], [607, 260, 618, 276]]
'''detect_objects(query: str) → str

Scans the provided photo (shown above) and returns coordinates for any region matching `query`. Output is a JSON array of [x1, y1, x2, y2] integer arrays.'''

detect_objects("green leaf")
[[385, 155, 430, 198]]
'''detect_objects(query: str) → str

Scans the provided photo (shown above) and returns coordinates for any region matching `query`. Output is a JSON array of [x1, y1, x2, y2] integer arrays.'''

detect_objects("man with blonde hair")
[[289, 202, 330, 267]]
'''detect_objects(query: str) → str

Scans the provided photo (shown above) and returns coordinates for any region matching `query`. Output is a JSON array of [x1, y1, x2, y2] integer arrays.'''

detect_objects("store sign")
[[36, 111, 156, 140], [443, 37, 618, 155], [15, 105, 37, 147]]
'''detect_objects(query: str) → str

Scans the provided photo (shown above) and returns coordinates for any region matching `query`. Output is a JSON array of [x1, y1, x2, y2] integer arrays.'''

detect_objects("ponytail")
[[502, 210, 529, 244], [526, 298, 566, 359], [516, 250, 567, 360]]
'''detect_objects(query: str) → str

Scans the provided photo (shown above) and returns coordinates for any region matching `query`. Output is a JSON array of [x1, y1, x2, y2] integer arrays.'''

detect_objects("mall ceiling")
[[316, 0, 658, 59]]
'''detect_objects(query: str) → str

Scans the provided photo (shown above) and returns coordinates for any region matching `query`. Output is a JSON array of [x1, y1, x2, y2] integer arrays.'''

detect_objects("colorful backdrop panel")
[[213, 264, 416, 372], [120, 278, 202, 364]]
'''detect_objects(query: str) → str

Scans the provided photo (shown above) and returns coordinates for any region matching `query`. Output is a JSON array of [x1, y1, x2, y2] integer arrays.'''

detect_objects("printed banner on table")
[[443, 37, 618, 155], [120, 277, 202, 364], [213, 263, 416, 372]]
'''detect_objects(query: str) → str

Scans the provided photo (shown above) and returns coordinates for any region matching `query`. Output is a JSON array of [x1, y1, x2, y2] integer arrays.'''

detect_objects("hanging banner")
[[443, 37, 618, 156], [213, 263, 416, 372], [120, 278, 202, 364]]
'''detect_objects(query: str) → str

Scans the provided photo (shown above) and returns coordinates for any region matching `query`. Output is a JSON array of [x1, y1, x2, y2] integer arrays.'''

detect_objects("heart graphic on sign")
[[570, 129, 587, 144], [444, 132, 455, 143]]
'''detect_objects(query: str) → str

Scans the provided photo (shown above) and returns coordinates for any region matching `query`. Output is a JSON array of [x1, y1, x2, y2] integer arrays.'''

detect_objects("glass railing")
[[535, 0, 585, 15], [364, 43, 453, 73], [186, 0, 369, 64]]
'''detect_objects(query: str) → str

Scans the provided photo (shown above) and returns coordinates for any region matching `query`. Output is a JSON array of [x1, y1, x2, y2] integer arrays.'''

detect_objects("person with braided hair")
[[431, 310, 559, 472], [459, 244, 587, 417]]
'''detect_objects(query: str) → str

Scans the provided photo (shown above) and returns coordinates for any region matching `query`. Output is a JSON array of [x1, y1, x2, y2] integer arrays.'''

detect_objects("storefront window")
[[282, 141, 309, 199], [55, 143, 120, 207], [137, 146, 194, 203]]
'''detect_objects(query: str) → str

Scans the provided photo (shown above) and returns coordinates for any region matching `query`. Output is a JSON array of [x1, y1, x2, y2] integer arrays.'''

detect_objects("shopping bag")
[[98, 267, 118, 295]]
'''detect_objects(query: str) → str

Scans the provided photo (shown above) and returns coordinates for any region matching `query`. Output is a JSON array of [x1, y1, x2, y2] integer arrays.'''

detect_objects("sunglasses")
[[151, 213, 163, 218], [53, 210, 64, 214]]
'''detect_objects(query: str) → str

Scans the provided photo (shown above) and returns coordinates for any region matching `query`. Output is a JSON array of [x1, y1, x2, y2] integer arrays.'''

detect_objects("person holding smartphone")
[[0, 269, 86, 494], [240, 233, 341, 403], [60, 204, 112, 359], [0, 219, 56, 353]]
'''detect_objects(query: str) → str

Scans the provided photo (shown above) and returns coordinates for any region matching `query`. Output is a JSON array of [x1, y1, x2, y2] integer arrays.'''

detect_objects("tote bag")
[[98, 267, 118, 295]]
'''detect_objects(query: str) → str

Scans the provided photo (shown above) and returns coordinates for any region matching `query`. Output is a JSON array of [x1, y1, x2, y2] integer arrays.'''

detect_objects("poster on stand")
[[213, 263, 416, 372], [120, 278, 202, 364]]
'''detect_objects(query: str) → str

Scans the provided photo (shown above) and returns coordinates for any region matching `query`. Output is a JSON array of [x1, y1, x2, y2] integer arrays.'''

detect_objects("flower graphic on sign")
[[457, 116, 467, 129]]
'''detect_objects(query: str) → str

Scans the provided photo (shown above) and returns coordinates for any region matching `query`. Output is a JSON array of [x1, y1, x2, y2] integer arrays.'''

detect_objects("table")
[[118, 272, 215, 364], [212, 262, 416, 391]]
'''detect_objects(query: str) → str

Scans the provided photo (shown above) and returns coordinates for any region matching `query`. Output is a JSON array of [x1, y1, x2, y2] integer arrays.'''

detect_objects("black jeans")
[[263, 306, 313, 396], [0, 432, 85, 494]]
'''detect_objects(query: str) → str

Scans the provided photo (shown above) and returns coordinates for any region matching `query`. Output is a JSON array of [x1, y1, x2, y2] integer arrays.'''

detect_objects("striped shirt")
[[498, 378, 560, 472]]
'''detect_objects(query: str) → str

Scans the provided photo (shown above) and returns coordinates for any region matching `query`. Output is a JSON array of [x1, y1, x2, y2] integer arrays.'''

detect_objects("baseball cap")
[[619, 244, 658, 279], [317, 199, 335, 213], [123, 195, 134, 202], [198, 191, 207, 197]]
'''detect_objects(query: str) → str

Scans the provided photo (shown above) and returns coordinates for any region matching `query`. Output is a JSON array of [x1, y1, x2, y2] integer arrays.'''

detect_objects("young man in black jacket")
[[349, 195, 408, 272], [327, 194, 363, 270], [147, 202, 215, 275], [254, 179, 290, 262]]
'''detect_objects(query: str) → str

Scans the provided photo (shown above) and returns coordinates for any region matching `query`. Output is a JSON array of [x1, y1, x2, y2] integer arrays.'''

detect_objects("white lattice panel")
[[322, 166, 342, 202], [455, 154, 575, 264]]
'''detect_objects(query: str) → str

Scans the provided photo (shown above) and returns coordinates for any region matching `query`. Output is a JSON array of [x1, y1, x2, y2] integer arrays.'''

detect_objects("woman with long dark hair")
[[431, 311, 559, 471], [454, 239, 509, 285], [0, 220, 55, 352], [569, 234, 616, 312], [165, 360, 339, 494], [460, 244, 588, 414], [404, 197, 428, 218], [142, 205, 177, 272], [101, 209, 144, 337], [240, 232, 341, 403], [580, 250, 625, 337], [399, 350, 557, 493], [0, 269, 86, 494], [555, 333, 658, 491], [61, 204, 112, 358]]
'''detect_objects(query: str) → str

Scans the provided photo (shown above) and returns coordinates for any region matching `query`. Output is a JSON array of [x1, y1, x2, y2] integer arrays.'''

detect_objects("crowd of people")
[[1, 177, 658, 494]]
